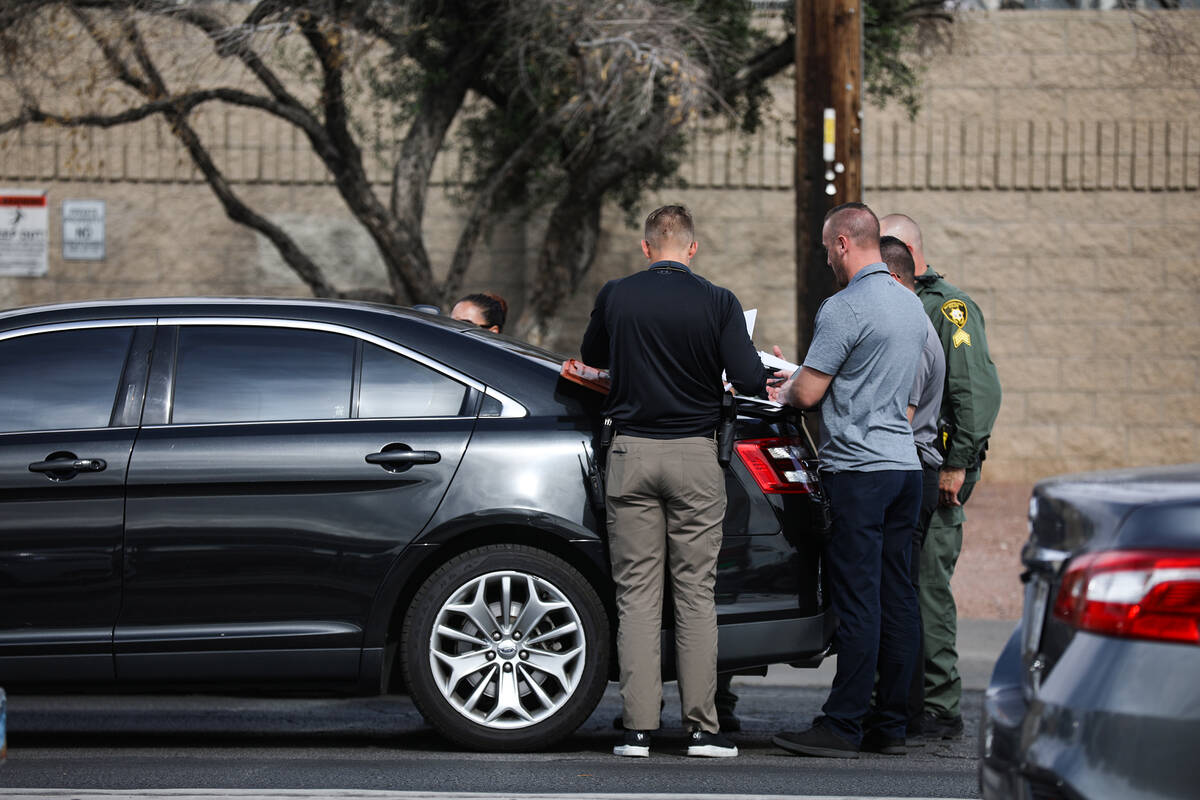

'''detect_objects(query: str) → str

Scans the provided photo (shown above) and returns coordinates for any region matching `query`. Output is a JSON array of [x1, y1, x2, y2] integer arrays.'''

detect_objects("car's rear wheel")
[[401, 543, 610, 751]]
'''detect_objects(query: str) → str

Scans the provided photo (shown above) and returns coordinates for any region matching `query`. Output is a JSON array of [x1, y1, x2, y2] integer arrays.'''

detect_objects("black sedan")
[[0, 297, 833, 751], [980, 463, 1200, 800]]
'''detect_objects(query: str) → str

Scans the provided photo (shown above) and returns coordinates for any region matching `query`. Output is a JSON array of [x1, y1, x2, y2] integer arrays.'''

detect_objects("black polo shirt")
[[580, 260, 766, 438]]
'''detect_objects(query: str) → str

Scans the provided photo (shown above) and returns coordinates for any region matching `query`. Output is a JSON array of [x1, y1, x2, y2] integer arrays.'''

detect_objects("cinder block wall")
[[863, 10, 1200, 482], [1, 10, 1197, 483]]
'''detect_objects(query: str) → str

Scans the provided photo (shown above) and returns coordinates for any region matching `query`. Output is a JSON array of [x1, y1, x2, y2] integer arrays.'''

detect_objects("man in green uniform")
[[880, 214, 1002, 739]]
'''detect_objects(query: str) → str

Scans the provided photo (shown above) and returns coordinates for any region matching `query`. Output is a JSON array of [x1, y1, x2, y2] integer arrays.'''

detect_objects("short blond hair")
[[644, 205, 695, 251]]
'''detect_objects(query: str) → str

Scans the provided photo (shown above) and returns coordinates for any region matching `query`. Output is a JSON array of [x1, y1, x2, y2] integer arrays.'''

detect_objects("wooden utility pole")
[[795, 0, 863, 354]]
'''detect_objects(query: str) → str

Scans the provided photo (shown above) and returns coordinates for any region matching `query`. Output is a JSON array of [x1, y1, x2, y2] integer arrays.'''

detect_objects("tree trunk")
[[518, 195, 603, 348]]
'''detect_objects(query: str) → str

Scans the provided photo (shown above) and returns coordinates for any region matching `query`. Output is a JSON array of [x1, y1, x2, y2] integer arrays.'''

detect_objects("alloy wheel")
[[427, 569, 587, 729]]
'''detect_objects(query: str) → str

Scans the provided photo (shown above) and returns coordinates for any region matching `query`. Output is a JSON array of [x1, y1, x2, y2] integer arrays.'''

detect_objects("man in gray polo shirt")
[[768, 203, 927, 758]]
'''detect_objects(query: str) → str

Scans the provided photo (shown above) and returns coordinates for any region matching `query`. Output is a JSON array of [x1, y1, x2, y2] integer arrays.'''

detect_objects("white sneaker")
[[687, 729, 738, 757], [613, 729, 651, 757]]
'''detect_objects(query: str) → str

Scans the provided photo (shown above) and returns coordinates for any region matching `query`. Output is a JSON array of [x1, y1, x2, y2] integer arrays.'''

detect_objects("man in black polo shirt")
[[581, 205, 765, 759]]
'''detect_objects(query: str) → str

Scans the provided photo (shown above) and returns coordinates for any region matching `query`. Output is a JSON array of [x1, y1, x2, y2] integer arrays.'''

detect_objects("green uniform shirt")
[[915, 269, 1002, 472]]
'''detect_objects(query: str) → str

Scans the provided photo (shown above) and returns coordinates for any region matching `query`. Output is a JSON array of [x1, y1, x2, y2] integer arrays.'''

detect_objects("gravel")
[[952, 480, 1032, 620]]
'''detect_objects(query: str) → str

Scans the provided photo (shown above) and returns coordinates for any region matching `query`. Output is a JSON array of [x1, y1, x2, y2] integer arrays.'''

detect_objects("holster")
[[717, 393, 736, 467], [582, 416, 614, 522]]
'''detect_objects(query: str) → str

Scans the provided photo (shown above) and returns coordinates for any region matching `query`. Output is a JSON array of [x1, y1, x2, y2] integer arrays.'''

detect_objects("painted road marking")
[[0, 791, 977, 800]]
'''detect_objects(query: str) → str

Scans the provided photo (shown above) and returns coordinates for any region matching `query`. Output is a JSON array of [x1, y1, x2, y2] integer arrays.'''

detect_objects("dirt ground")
[[951, 481, 1033, 620]]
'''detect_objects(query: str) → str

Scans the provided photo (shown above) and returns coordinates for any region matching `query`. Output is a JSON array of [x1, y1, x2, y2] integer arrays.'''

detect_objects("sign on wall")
[[0, 189, 48, 277], [62, 199, 106, 261]]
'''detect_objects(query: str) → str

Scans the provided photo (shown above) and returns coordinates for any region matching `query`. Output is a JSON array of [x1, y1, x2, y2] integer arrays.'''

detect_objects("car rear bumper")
[[716, 610, 835, 671], [981, 626, 1200, 800], [655, 609, 835, 680]]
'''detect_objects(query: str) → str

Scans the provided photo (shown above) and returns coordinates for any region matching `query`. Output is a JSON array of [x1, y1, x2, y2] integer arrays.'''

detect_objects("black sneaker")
[[905, 715, 926, 747], [772, 725, 860, 759], [613, 729, 651, 757], [919, 712, 963, 740], [687, 729, 738, 758], [860, 729, 907, 755]]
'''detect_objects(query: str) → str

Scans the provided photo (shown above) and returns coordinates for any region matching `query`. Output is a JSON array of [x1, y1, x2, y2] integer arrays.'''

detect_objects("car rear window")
[[358, 343, 467, 418]]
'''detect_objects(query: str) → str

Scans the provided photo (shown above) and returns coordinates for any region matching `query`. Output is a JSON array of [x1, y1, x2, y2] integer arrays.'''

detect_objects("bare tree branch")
[[730, 36, 795, 96], [58, 1, 343, 298], [171, 3, 314, 116], [70, 6, 153, 95], [0, 86, 325, 133]]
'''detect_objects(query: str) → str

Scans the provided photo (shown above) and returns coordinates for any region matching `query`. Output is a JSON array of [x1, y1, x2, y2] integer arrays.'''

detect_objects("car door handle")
[[365, 450, 441, 466], [29, 457, 107, 474]]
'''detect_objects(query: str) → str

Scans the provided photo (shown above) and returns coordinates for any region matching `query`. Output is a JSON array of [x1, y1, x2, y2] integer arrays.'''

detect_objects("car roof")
[[1, 296, 439, 324], [0, 296, 583, 416], [1036, 462, 1200, 507]]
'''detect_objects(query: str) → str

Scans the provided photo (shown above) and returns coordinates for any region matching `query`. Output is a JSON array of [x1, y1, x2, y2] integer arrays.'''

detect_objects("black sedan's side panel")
[[0, 429, 134, 682], [118, 418, 473, 682], [0, 322, 150, 683], [417, 417, 599, 542]]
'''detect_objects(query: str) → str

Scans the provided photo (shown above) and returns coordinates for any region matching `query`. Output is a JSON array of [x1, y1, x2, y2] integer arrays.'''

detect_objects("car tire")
[[401, 543, 610, 751]]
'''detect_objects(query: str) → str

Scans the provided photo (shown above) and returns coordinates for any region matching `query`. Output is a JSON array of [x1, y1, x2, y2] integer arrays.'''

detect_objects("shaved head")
[[879, 213, 926, 274], [820, 202, 883, 289], [824, 202, 880, 249], [879, 213, 922, 252]]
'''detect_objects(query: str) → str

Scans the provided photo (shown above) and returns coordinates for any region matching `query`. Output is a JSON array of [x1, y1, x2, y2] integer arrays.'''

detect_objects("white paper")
[[738, 395, 783, 409], [743, 308, 757, 338], [759, 349, 800, 375]]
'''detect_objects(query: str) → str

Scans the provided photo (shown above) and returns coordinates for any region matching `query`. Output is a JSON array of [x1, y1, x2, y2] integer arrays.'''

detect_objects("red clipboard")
[[560, 359, 610, 394]]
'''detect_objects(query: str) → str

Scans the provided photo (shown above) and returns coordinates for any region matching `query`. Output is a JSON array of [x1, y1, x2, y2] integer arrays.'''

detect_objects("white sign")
[[0, 189, 48, 277], [62, 199, 106, 261]]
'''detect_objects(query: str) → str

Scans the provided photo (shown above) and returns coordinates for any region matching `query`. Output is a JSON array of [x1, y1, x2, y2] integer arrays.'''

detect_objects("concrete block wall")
[[859, 10, 1200, 482]]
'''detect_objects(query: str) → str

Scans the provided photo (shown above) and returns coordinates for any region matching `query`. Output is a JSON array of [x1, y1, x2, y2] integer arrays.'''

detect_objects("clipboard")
[[560, 359, 611, 394]]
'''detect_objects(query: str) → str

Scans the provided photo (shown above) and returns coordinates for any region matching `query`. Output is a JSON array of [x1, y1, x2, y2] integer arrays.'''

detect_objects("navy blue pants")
[[819, 469, 922, 745]]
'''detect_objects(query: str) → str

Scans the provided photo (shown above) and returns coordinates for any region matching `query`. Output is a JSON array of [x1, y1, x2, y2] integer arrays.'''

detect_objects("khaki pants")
[[605, 433, 725, 733]]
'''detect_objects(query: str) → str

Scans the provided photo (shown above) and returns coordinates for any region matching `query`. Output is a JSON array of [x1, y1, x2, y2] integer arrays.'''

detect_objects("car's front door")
[[117, 321, 476, 682], [0, 322, 152, 683]]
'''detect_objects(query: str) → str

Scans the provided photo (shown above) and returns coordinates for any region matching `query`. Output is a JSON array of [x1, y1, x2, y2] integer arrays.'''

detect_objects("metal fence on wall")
[[1, 112, 1197, 192], [866, 118, 1200, 192]]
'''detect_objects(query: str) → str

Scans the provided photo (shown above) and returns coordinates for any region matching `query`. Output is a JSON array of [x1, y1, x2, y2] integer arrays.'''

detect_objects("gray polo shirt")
[[910, 316, 946, 470], [803, 262, 927, 473]]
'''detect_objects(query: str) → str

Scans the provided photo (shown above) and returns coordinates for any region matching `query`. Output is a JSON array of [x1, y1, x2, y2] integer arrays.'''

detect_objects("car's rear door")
[[117, 319, 476, 683], [0, 321, 153, 682]]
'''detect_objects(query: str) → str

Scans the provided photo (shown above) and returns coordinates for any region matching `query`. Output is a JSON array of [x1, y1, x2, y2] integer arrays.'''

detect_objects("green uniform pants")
[[918, 473, 977, 718]]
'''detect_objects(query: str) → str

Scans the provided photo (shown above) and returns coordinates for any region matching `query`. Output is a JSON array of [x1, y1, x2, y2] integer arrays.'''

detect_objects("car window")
[[172, 326, 354, 423], [358, 343, 468, 418], [0, 327, 133, 433]]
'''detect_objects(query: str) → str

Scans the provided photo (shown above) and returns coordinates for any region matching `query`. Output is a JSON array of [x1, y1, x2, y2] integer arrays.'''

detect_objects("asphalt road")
[[0, 682, 981, 799]]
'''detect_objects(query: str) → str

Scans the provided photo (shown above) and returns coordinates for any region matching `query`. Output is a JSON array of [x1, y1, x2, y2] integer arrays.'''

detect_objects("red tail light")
[[734, 437, 820, 494], [1052, 550, 1200, 645]]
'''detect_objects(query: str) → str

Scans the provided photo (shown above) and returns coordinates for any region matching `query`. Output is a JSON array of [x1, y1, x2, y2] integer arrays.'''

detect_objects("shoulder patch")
[[942, 299, 971, 347], [941, 299, 968, 328]]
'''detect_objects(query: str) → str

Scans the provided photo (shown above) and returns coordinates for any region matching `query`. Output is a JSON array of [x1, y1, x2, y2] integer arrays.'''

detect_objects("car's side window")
[[0, 327, 134, 433], [172, 326, 355, 424], [358, 343, 468, 418]]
